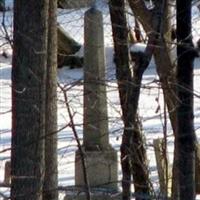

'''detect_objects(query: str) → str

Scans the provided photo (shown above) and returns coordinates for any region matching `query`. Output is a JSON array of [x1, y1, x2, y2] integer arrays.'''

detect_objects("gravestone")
[[64, 7, 120, 200]]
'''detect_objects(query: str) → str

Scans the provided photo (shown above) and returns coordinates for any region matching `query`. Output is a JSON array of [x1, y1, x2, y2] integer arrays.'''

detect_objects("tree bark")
[[134, 18, 142, 42], [43, 0, 58, 200], [11, 1, 48, 200], [128, 1, 198, 199], [128, 1, 179, 198], [176, 0, 196, 199], [128, 0, 177, 130], [109, 1, 151, 199], [0, 0, 5, 11], [109, 1, 133, 199], [130, 51, 152, 200]]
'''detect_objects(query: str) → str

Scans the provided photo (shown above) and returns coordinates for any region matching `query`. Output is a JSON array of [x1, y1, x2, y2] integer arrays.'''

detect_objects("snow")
[[1, 0, 200, 199]]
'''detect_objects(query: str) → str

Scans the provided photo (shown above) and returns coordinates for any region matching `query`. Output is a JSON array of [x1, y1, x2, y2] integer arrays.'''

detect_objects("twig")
[[1, 7, 13, 48], [162, 100, 169, 198], [0, 191, 9, 199], [58, 83, 91, 200]]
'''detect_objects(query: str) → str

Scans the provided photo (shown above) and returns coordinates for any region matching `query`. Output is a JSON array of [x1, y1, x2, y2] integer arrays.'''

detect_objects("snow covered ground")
[[1, 0, 200, 199]]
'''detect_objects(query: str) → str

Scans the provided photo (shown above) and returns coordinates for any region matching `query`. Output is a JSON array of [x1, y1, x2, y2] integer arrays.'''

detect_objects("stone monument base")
[[64, 187, 121, 200], [63, 148, 120, 200], [75, 148, 118, 190]]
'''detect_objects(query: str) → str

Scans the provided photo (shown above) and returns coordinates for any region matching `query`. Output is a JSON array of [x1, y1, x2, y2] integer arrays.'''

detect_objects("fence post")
[[153, 138, 172, 198]]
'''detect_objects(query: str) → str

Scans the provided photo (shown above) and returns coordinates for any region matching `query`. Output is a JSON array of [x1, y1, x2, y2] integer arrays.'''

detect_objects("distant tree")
[[11, 1, 49, 200], [43, 0, 58, 199]]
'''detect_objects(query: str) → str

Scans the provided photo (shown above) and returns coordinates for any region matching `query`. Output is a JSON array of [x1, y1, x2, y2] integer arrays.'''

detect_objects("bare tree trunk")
[[130, 51, 153, 200], [109, 1, 151, 199], [43, 0, 58, 200], [109, 1, 131, 199], [127, 0, 176, 128], [176, 0, 196, 199], [11, 1, 48, 200], [134, 18, 142, 42], [0, 0, 5, 11]]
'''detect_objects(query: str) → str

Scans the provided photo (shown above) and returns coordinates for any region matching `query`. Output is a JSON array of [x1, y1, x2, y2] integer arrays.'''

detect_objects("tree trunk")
[[130, 52, 152, 200], [109, 1, 132, 199], [176, 0, 196, 199], [109, 1, 151, 199], [127, 1, 199, 199], [0, 0, 5, 11], [43, 0, 58, 200], [134, 18, 142, 42], [11, 1, 48, 200]]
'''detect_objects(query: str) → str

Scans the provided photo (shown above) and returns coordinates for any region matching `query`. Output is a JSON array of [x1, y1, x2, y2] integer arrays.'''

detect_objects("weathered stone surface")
[[75, 7, 118, 191], [64, 189, 121, 200], [75, 149, 118, 190], [83, 7, 109, 150]]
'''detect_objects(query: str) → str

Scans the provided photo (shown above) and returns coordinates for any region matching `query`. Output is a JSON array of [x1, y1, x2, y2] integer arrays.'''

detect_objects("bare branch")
[[127, 0, 153, 33], [58, 83, 91, 200]]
